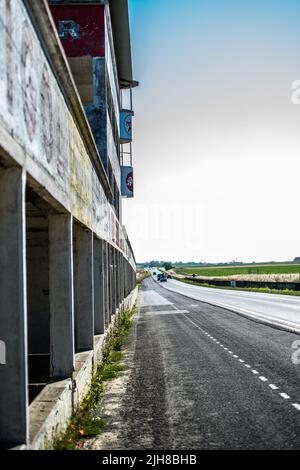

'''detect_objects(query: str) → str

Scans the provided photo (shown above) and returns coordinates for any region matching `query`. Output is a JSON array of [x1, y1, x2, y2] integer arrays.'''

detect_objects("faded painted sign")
[[120, 110, 133, 143], [50, 4, 105, 57], [121, 166, 134, 198]]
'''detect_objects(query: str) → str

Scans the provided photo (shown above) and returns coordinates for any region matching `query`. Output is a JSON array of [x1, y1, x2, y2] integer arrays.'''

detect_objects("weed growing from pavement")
[[52, 305, 135, 450]]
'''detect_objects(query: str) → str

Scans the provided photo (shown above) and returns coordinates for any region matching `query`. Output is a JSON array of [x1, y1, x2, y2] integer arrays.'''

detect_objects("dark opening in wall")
[[26, 186, 51, 403]]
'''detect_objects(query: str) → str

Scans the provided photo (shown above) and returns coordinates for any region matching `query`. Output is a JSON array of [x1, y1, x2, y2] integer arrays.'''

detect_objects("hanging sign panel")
[[121, 166, 134, 198], [120, 109, 133, 143]]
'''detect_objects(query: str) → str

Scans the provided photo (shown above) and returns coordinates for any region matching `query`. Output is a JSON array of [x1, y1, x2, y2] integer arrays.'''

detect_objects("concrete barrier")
[[184, 277, 300, 292]]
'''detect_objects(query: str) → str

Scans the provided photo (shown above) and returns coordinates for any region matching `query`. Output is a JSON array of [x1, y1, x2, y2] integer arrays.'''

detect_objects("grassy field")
[[175, 264, 300, 277]]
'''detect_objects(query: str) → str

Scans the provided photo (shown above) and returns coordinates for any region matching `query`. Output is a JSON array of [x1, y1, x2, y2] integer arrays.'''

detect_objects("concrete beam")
[[49, 214, 75, 378], [0, 167, 28, 447]]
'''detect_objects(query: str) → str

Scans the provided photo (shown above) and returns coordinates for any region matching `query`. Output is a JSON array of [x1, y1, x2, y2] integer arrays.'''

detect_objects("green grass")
[[52, 306, 135, 450], [176, 263, 300, 277], [179, 278, 300, 296]]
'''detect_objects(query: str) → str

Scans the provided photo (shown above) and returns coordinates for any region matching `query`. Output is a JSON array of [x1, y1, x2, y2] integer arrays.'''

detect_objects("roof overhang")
[[109, 0, 138, 88]]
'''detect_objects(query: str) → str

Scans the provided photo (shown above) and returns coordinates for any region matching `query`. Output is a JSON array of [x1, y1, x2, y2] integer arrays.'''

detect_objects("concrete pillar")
[[124, 258, 127, 299], [122, 257, 126, 301], [129, 266, 132, 292], [119, 252, 123, 304], [124, 260, 128, 297], [0, 167, 28, 447], [109, 245, 113, 320], [74, 226, 94, 351], [103, 241, 109, 328], [115, 250, 118, 308], [120, 256, 123, 303], [113, 248, 117, 313], [117, 251, 121, 306], [49, 214, 74, 378], [93, 237, 105, 334], [119, 253, 123, 304], [115, 250, 118, 309], [127, 262, 130, 296], [108, 245, 114, 320], [106, 242, 111, 323]]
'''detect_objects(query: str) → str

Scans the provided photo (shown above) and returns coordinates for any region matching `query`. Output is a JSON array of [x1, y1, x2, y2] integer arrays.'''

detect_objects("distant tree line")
[[137, 259, 300, 269]]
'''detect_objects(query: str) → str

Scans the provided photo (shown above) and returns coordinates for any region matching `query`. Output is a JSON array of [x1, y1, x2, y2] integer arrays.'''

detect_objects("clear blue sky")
[[123, 0, 300, 263]]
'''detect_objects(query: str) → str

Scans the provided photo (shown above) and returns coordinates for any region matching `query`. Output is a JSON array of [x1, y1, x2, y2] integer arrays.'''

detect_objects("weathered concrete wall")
[[0, 0, 137, 449], [0, 0, 134, 268]]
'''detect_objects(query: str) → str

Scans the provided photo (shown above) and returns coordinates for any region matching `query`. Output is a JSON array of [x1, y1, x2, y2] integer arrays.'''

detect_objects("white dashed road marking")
[[183, 313, 300, 414], [279, 393, 290, 400]]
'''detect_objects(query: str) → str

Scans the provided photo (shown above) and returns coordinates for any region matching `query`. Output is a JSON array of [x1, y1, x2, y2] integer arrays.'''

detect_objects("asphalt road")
[[161, 277, 300, 333], [88, 277, 300, 450]]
